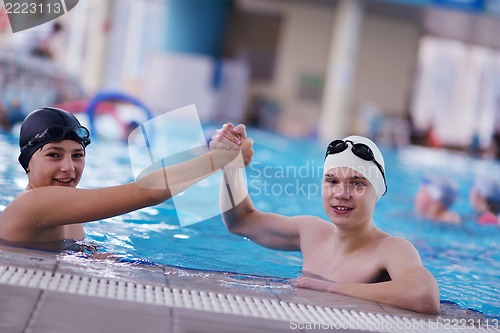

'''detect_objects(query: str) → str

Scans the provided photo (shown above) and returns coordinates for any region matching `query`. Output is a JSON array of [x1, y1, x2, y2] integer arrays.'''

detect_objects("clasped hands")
[[210, 123, 254, 168]]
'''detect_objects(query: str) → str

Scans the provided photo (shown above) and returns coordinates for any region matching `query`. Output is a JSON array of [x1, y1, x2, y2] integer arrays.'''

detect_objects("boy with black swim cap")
[[211, 123, 440, 315], [0, 107, 252, 246]]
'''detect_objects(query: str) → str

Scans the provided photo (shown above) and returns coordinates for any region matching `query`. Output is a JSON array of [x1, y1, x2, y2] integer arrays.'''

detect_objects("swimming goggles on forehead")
[[325, 139, 387, 188], [21, 125, 91, 151]]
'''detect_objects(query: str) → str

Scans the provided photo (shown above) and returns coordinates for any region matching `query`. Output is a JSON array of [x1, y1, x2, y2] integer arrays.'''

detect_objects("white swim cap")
[[323, 135, 387, 201]]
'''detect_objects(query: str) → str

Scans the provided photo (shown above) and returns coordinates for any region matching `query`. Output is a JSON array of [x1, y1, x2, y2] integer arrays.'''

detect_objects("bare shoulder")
[[1, 189, 44, 223], [2, 186, 73, 228], [295, 215, 333, 239], [0, 192, 36, 237], [377, 235, 423, 264], [2, 191, 30, 218], [379, 235, 416, 249], [4, 189, 44, 216]]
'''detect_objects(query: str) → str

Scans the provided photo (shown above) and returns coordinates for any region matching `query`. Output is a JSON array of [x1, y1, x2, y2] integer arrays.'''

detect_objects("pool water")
[[0, 127, 499, 318]]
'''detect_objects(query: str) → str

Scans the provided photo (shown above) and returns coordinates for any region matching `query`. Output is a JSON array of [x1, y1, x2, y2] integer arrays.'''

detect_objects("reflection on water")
[[0, 237, 99, 253]]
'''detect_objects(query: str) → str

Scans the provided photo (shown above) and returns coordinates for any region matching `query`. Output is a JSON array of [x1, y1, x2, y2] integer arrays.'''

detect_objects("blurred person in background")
[[30, 21, 64, 59], [0, 103, 10, 130], [414, 175, 460, 224], [485, 131, 500, 160], [12, 21, 64, 61], [0, 99, 25, 131], [469, 175, 500, 226]]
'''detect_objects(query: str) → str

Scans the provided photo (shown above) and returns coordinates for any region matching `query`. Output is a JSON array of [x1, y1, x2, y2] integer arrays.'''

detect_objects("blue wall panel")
[[164, 0, 230, 57]]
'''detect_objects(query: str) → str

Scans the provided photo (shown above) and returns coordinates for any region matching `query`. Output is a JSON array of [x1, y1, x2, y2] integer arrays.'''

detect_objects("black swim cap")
[[18, 107, 91, 171]]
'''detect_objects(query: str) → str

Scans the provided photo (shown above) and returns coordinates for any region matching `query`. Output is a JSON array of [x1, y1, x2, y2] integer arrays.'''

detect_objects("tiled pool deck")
[[0, 244, 496, 333]]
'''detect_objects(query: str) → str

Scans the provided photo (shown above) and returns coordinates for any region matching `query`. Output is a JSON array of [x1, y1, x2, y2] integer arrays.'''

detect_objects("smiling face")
[[322, 167, 377, 226], [26, 140, 85, 189]]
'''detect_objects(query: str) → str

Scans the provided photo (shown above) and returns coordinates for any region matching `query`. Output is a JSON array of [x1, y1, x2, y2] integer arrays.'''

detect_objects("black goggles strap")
[[21, 126, 90, 151], [325, 139, 387, 194]]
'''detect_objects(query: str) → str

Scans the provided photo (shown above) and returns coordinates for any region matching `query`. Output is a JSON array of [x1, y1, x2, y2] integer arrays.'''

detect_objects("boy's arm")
[[214, 123, 305, 251], [220, 170, 307, 251], [293, 237, 440, 314]]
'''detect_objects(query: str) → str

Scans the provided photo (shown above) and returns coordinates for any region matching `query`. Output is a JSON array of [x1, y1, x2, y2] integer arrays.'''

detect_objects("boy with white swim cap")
[[323, 135, 387, 200], [212, 125, 439, 314]]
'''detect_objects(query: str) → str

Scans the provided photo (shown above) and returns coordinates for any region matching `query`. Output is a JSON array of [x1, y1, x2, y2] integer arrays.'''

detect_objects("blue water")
[[0, 127, 499, 318]]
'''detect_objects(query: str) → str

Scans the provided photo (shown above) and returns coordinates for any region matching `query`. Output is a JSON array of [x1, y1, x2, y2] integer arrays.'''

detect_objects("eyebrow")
[[324, 174, 367, 180], [43, 146, 84, 152]]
